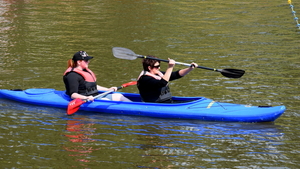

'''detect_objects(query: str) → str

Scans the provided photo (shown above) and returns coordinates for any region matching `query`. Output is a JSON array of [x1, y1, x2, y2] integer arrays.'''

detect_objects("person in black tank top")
[[137, 55, 198, 103], [63, 51, 131, 102]]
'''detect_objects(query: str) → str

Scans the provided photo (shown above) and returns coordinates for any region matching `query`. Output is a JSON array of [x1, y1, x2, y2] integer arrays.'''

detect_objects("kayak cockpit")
[[108, 91, 203, 104]]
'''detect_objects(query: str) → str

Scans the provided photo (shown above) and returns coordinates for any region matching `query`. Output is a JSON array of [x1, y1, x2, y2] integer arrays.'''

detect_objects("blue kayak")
[[0, 88, 285, 122]]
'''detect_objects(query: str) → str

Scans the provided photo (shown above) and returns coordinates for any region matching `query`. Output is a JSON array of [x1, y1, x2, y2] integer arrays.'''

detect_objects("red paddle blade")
[[66, 81, 137, 115], [67, 98, 86, 115], [122, 81, 137, 88]]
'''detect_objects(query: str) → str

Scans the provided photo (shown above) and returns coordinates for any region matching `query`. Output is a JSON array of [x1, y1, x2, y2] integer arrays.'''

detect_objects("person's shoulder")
[[138, 75, 146, 81], [138, 75, 153, 84], [65, 71, 82, 78], [139, 75, 154, 80], [65, 71, 76, 75]]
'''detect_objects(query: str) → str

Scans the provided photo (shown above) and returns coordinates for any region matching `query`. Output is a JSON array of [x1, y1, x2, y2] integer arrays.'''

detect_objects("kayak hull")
[[0, 88, 286, 122]]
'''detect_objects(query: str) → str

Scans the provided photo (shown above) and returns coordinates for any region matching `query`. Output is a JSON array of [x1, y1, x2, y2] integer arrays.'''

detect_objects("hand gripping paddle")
[[67, 81, 137, 115]]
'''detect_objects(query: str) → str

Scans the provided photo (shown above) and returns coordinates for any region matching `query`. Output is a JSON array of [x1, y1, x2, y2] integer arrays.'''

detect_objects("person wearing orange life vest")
[[137, 56, 198, 103], [63, 51, 131, 102]]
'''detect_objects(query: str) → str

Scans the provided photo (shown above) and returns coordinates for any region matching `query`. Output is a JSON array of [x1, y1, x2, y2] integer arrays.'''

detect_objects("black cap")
[[72, 51, 93, 61]]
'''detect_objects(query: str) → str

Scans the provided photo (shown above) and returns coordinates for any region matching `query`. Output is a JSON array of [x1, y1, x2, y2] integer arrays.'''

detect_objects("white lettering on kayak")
[[207, 101, 215, 108]]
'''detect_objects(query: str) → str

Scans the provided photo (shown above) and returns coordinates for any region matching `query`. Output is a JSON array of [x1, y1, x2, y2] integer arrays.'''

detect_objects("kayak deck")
[[0, 88, 286, 123]]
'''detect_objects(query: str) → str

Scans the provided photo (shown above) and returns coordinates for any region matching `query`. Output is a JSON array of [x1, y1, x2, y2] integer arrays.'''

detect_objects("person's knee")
[[112, 93, 131, 102], [112, 93, 122, 101]]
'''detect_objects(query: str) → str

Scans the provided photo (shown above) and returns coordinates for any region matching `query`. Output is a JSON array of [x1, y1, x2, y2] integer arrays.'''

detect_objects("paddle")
[[112, 47, 245, 78], [67, 81, 137, 115]]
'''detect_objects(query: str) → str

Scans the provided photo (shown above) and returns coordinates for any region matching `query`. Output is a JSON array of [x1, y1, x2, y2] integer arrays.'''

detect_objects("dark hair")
[[142, 55, 160, 71]]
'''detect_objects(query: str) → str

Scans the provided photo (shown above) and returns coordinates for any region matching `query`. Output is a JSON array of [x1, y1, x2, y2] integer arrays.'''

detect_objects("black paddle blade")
[[112, 47, 137, 60], [220, 69, 245, 78]]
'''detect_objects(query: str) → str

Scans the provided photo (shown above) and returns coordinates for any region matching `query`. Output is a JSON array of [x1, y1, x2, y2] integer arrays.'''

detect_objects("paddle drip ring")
[[288, 0, 300, 29]]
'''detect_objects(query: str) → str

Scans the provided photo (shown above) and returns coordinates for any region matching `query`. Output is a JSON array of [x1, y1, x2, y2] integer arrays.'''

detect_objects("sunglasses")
[[152, 65, 160, 68]]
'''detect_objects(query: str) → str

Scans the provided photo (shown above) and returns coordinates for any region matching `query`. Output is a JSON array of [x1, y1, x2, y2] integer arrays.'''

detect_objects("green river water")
[[0, 0, 299, 168]]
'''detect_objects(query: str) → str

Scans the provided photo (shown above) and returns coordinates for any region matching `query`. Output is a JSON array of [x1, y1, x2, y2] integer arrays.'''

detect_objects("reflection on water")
[[64, 119, 99, 164], [60, 113, 287, 168]]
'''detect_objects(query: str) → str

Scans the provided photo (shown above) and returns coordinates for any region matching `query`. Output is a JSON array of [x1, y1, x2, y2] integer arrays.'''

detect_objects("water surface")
[[0, 0, 299, 168]]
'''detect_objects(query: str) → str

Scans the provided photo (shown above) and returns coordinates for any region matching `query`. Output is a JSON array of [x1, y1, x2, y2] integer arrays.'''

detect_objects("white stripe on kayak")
[[207, 101, 215, 108]]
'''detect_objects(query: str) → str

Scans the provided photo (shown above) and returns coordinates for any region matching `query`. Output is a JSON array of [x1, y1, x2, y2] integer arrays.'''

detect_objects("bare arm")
[[71, 93, 94, 101], [162, 58, 176, 82], [70, 85, 117, 101], [97, 85, 117, 92], [179, 63, 198, 76]]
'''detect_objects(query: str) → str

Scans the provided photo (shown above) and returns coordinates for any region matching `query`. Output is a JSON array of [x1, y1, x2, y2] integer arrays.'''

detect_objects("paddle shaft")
[[135, 54, 219, 72], [112, 47, 245, 78], [93, 86, 124, 100]]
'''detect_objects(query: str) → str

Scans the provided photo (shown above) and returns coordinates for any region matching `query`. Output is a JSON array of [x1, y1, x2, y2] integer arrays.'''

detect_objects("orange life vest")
[[64, 67, 96, 82], [64, 67, 98, 96]]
